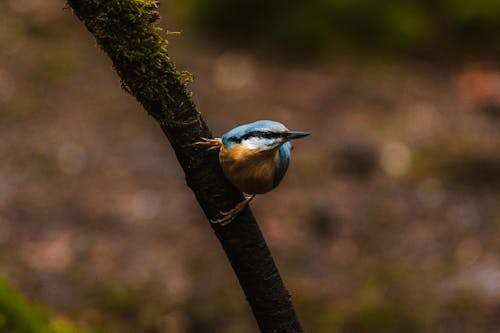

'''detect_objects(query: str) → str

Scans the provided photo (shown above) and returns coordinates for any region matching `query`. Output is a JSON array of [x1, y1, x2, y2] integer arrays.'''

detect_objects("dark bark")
[[65, 0, 303, 332]]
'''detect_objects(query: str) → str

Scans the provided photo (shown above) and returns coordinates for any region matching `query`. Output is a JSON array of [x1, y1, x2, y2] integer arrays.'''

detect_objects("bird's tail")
[[192, 137, 222, 151]]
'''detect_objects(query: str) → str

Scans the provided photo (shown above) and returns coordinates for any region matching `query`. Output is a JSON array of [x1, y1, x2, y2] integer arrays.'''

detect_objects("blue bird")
[[195, 120, 309, 225]]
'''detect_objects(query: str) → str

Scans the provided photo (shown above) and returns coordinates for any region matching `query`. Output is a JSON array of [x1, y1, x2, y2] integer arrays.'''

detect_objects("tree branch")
[[65, 0, 303, 332]]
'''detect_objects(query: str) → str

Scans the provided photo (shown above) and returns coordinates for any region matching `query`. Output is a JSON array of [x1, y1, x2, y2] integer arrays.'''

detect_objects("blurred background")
[[1, 1, 500, 332]]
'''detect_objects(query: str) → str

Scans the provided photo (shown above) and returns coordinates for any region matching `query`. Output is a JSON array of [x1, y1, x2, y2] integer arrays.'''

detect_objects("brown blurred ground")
[[1, 2, 500, 333]]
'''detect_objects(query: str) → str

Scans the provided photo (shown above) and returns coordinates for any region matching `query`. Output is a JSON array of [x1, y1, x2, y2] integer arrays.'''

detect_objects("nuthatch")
[[195, 120, 309, 225]]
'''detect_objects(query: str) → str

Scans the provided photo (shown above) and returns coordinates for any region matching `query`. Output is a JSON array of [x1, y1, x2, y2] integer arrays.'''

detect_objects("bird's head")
[[222, 120, 309, 152]]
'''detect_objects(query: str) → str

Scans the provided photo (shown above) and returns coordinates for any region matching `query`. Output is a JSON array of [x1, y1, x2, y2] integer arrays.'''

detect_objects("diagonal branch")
[[65, 0, 303, 332]]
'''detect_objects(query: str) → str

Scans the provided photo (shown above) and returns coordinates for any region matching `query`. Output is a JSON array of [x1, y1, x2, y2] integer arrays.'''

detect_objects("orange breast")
[[219, 144, 278, 194]]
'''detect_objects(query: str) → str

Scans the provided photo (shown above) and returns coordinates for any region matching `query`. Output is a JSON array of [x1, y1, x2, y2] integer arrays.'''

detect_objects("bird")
[[194, 120, 309, 225]]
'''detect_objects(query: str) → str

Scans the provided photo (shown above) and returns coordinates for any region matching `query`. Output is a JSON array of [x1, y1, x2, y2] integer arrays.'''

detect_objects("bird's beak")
[[286, 131, 310, 140]]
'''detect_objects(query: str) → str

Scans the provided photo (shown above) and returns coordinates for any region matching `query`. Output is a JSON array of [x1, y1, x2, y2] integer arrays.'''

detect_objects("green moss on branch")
[[68, 0, 200, 128]]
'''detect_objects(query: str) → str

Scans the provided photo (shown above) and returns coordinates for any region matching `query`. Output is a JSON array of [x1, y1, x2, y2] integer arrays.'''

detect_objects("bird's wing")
[[273, 142, 291, 188]]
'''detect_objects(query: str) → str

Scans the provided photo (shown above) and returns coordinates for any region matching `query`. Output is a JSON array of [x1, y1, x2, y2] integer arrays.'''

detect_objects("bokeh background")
[[2, 1, 500, 332]]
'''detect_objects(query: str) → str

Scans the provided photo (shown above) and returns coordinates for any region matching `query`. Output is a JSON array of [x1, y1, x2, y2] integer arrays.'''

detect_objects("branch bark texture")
[[66, 1, 303, 332]]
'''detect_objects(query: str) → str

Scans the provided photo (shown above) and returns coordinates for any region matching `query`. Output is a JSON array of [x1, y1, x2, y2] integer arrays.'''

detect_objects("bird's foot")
[[211, 195, 256, 226], [192, 137, 222, 151]]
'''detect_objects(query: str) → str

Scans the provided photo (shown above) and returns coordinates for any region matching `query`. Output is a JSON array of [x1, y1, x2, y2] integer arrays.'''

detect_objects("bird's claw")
[[192, 137, 222, 151], [211, 195, 255, 226]]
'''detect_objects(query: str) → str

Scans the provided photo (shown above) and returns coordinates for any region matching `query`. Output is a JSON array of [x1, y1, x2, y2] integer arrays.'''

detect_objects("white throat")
[[241, 137, 280, 151]]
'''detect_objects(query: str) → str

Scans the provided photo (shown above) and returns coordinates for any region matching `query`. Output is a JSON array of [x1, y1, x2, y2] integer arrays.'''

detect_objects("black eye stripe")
[[240, 131, 284, 140], [228, 131, 286, 143]]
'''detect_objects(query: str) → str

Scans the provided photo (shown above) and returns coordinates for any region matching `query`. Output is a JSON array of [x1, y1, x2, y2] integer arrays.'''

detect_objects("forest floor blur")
[[1, 2, 500, 333]]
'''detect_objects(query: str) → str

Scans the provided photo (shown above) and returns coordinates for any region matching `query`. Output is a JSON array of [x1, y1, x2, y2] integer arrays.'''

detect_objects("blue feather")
[[273, 142, 291, 188], [222, 120, 287, 147]]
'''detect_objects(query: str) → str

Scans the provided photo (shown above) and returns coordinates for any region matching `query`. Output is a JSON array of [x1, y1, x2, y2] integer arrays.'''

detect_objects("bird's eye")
[[263, 131, 273, 139]]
